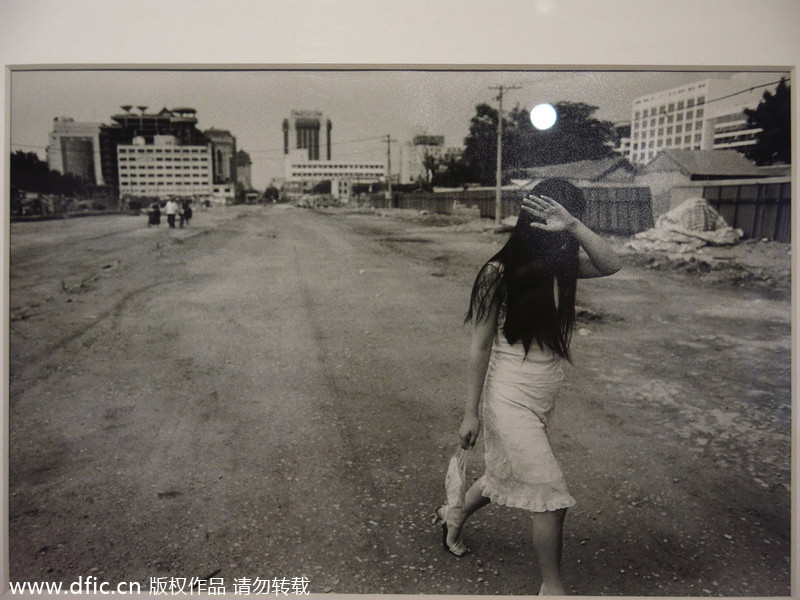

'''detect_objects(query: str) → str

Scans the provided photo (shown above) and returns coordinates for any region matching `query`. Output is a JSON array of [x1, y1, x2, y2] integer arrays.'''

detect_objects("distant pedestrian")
[[164, 199, 178, 228], [181, 199, 193, 227], [433, 179, 622, 595], [147, 201, 161, 227]]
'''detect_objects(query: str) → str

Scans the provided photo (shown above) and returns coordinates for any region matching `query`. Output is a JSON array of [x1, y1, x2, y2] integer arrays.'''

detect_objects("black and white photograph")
[[2, 2, 797, 599]]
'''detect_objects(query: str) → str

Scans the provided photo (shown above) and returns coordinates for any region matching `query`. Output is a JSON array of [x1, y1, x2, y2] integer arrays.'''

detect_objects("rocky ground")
[[7, 204, 793, 596], [360, 206, 792, 296]]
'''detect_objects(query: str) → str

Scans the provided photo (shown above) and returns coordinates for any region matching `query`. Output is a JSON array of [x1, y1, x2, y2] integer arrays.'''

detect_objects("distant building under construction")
[[47, 105, 242, 203], [98, 106, 209, 195]]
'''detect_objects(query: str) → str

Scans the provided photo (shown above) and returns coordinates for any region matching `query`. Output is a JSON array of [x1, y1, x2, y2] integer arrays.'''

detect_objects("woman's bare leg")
[[532, 508, 567, 595], [444, 480, 490, 547]]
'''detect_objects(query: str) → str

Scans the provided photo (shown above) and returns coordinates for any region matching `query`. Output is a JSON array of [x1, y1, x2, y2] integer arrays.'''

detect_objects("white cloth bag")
[[444, 447, 469, 508]]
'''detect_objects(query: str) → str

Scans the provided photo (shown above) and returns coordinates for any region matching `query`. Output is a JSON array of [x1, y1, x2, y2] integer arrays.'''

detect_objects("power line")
[[613, 77, 790, 125], [330, 135, 387, 146], [11, 142, 48, 150], [15, 77, 787, 162], [704, 77, 789, 105]]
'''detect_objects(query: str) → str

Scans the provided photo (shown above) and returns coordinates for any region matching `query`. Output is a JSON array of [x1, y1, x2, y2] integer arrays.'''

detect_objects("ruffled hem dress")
[[477, 267, 576, 512]]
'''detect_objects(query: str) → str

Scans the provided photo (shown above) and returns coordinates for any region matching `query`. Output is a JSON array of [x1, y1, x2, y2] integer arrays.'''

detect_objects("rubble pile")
[[623, 198, 788, 291], [626, 197, 743, 254]]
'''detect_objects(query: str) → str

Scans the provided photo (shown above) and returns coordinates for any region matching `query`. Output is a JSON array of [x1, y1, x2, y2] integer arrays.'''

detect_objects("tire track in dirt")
[[8, 223, 227, 401], [8, 206, 791, 595]]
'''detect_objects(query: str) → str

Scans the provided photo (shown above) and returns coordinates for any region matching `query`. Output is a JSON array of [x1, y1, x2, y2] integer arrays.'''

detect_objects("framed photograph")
[[2, 2, 797, 598]]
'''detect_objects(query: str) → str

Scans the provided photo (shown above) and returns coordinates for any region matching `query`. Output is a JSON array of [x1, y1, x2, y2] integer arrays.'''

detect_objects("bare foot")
[[444, 506, 466, 549], [436, 506, 468, 556], [538, 582, 566, 596]]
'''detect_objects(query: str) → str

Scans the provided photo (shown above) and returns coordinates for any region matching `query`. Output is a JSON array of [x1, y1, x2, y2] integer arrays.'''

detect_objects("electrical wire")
[[14, 78, 789, 153], [704, 77, 789, 106]]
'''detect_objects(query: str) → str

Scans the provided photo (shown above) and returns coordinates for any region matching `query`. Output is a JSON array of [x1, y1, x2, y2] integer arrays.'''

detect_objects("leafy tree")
[[462, 101, 618, 185], [431, 148, 472, 188], [264, 185, 280, 202], [311, 179, 331, 194], [462, 103, 499, 185], [11, 151, 53, 192], [506, 102, 616, 168], [414, 144, 441, 190], [741, 78, 791, 165], [10, 151, 86, 196]]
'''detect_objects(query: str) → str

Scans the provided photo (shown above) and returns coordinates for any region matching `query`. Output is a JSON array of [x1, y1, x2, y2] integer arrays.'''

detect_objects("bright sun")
[[530, 103, 557, 130]]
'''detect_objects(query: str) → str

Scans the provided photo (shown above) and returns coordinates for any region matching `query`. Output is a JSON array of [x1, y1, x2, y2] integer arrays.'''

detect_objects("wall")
[[634, 171, 691, 216], [702, 178, 791, 242], [365, 184, 654, 236]]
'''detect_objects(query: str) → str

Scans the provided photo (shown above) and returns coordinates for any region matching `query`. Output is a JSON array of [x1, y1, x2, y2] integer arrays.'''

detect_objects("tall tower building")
[[236, 150, 253, 190], [282, 110, 383, 202], [282, 110, 332, 161], [203, 128, 237, 184], [47, 117, 104, 185]]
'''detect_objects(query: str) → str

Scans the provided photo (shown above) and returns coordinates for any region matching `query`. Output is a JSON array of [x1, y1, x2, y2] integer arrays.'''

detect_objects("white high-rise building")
[[117, 135, 212, 199], [711, 105, 763, 151], [628, 76, 781, 166], [629, 80, 713, 165]]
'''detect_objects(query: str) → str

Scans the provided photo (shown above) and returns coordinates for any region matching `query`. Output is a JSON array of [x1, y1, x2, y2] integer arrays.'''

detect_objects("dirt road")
[[7, 205, 791, 596]]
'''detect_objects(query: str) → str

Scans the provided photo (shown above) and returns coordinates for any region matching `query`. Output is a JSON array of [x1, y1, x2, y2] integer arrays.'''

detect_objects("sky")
[[9, 68, 788, 190]]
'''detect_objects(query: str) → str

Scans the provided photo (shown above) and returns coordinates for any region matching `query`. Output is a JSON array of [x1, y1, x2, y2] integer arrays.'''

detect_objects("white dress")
[[477, 295, 576, 512]]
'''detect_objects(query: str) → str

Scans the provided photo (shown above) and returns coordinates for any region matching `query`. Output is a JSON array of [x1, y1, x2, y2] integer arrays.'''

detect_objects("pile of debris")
[[626, 197, 743, 254], [623, 198, 789, 291]]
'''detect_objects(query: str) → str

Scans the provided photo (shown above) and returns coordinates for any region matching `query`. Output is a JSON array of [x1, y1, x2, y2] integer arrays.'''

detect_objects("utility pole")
[[385, 134, 395, 201], [490, 85, 520, 223]]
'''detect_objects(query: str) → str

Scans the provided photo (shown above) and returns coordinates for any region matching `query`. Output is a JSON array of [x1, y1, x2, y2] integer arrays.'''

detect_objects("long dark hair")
[[465, 178, 586, 361]]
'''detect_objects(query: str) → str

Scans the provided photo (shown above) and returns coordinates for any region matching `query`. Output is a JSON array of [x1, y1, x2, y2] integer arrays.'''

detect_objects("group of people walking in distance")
[[146, 198, 193, 228], [435, 178, 622, 595]]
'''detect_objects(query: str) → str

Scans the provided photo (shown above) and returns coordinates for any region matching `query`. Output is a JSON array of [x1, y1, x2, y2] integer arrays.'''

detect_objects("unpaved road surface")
[[7, 205, 792, 596]]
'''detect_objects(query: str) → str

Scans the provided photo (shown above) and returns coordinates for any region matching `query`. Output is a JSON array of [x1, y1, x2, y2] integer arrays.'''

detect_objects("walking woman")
[[434, 178, 621, 595]]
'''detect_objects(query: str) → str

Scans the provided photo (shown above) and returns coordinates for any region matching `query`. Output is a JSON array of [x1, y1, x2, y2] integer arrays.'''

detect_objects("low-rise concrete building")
[[509, 156, 636, 190], [284, 149, 385, 202]]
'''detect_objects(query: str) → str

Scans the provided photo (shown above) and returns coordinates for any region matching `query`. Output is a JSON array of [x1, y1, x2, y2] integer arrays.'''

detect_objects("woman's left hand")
[[521, 195, 577, 233]]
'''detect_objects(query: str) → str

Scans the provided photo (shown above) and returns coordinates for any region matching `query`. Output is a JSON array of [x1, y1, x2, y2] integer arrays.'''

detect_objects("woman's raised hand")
[[521, 195, 577, 233]]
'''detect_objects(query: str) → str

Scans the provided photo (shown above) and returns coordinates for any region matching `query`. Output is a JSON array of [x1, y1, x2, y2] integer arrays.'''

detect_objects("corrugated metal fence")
[[703, 180, 791, 243], [366, 179, 791, 241], [367, 185, 655, 236]]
